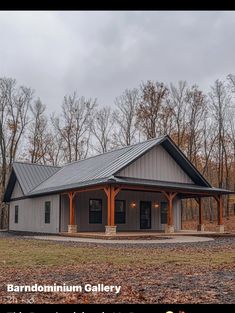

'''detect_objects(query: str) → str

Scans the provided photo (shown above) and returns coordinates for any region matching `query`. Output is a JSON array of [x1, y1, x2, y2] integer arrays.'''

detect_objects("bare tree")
[[227, 74, 235, 92], [113, 88, 139, 147], [46, 128, 63, 166], [209, 80, 231, 188], [0, 77, 32, 228], [28, 99, 48, 163], [52, 93, 96, 162], [137, 81, 169, 139], [170, 81, 188, 149], [185, 85, 207, 166], [91, 106, 113, 153], [0, 78, 32, 190]]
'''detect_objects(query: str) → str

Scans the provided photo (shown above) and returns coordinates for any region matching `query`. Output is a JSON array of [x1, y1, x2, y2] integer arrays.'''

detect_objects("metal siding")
[[60, 195, 70, 232], [9, 194, 60, 233], [60, 190, 181, 232], [60, 190, 107, 232], [118, 145, 194, 184], [11, 180, 24, 198], [115, 191, 181, 231]]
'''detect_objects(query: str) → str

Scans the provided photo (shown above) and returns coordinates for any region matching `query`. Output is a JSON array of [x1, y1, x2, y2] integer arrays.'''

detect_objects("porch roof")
[[27, 175, 233, 198], [113, 176, 234, 196]]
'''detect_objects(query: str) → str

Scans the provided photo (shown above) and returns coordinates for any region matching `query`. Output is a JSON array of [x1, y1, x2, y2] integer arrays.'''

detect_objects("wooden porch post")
[[110, 186, 115, 226], [163, 191, 177, 233], [214, 194, 224, 233], [68, 192, 77, 233], [218, 194, 223, 226], [104, 185, 120, 235], [197, 197, 204, 231], [69, 192, 74, 225]]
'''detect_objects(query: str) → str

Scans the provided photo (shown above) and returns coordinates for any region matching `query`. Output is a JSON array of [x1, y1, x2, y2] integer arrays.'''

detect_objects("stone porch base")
[[216, 225, 224, 233], [164, 225, 174, 233], [68, 224, 77, 233], [105, 226, 117, 235], [197, 224, 205, 231]]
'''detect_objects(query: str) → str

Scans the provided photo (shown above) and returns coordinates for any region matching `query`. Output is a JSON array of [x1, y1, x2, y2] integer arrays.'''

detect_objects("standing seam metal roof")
[[12, 162, 61, 194], [29, 136, 166, 195], [5, 134, 219, 201]]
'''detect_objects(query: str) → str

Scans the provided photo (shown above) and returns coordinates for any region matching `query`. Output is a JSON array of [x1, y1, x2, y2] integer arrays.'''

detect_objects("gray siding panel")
[[117, 145, 194, 184], [60, 195, 70, 232], [60, 190, 181, 232], [9, 194, 60, 233], [11, 180, 24, 199], [61, 190, 107, 232]]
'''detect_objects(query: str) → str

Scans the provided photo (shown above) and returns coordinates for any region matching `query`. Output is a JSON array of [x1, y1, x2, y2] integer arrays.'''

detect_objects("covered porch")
[[60, 179, 229, 235]]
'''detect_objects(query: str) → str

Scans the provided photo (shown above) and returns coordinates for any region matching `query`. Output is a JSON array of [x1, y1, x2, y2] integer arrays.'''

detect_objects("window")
[[45, 201, 51, 224], [160, 202, 167, 224], [14, 205, 18, 223], [115, 200, 126, 224], [89, 199, 102, 224]]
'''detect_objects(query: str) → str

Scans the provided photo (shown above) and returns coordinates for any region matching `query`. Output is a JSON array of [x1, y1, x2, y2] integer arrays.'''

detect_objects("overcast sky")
[[0, 11, 235, 113]]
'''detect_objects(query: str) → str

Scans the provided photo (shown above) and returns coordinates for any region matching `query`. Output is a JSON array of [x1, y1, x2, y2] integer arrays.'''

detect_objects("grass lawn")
[[0, 237, 234, 304]]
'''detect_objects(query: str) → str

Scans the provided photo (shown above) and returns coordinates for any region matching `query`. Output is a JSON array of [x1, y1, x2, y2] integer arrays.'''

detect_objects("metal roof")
[[13, 162, 61, 194], [114, 177, 233, 195], [28, 134, 213, 197], [29, 135, 166, 196], [5, 134, 225, 201], [3, 162, 61, 201]]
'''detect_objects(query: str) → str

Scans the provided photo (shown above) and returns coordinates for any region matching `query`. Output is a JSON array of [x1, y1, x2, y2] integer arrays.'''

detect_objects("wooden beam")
[[162, 191, 170, 201], [198, 197, 203, 225], [61, 185, 105, 196], [104, 186, 120, 227], [163, 192, 177, 227], [218, 194, 223, 225], [171, 192, 178, 200], [103, 186, 109, 197], [69, 192, 75, 225], [104, 186, 111, 226], [213, 194, 223, 226], [110, 186, 115, 226], [114, 186, 121, 197]]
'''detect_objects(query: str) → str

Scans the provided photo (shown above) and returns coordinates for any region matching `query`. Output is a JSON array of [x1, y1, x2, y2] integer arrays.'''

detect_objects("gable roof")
[[3, 162, 61, 201], [4, 134, 223, 201], [26, 135, 211, 197], [28, 136, 166, 196]]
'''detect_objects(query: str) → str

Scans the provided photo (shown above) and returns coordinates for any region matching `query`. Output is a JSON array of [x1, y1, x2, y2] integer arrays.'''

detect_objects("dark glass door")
[[140, 201, 151, 229]]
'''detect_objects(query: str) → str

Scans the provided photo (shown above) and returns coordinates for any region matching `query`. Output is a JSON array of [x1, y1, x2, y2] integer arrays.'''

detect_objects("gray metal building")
[[3, 135, 232, 235]]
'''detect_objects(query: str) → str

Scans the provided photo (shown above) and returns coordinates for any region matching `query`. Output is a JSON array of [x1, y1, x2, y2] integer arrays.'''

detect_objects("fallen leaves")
[[0, 237, 234, 304]]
